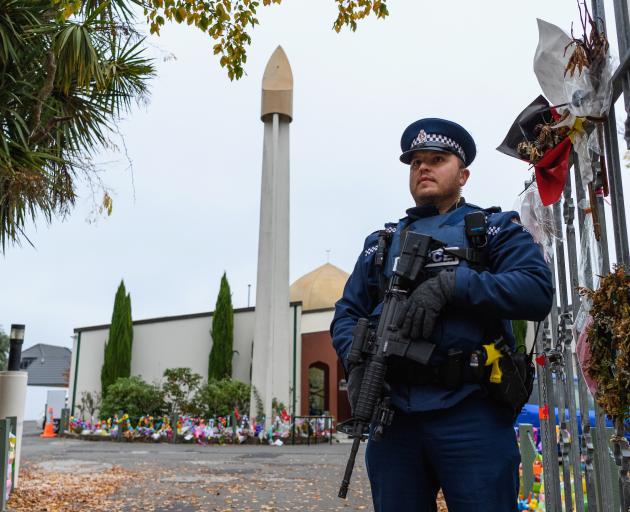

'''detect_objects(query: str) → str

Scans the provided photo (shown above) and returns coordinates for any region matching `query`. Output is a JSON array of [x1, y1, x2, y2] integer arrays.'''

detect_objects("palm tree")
[[0, 0, 154, 249], [1, 0, 387, 249]]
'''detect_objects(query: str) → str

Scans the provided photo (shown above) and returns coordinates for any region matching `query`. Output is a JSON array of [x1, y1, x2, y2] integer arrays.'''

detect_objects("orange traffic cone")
[[41, 406, 57, 438]]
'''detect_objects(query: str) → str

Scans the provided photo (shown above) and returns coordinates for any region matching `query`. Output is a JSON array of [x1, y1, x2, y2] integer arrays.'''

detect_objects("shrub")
[[100, 376, 165, 419], [252, 386, 264, 419], [195, 378, 250, 418], [162, 368, 203, 416]]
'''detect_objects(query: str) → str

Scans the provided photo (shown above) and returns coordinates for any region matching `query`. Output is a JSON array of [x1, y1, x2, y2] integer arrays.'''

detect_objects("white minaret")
[[250, 46, 293, 424]]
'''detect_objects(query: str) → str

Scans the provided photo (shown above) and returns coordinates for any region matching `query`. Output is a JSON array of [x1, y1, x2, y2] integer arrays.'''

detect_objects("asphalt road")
[[13, 421, 374, 511]]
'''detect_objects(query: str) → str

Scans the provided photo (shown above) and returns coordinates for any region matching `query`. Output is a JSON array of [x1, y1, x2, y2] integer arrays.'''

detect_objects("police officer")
[[331, 118, 553, 511]]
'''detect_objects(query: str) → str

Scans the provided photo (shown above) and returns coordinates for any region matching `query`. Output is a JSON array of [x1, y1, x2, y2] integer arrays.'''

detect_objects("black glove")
[[346, 364, 365, 416], [395, 270, 456, 340]]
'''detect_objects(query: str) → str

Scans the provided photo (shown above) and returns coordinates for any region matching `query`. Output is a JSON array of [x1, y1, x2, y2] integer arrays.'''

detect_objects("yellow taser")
[[483, 343, 503, 384]]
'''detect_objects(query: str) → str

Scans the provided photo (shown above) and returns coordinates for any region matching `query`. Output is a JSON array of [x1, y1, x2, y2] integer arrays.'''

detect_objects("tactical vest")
[[373, 208, 497, 301]]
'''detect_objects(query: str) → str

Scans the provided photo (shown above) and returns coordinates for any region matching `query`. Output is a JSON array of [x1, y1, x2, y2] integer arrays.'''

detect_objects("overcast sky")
[[2, 0, 629, 352]]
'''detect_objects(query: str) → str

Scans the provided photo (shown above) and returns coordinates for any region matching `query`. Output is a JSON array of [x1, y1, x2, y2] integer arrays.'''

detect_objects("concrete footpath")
[[9, 422, 374, 511]]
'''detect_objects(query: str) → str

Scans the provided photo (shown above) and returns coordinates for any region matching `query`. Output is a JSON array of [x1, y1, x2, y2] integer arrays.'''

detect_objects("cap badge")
[[410, 129, 428, 149]]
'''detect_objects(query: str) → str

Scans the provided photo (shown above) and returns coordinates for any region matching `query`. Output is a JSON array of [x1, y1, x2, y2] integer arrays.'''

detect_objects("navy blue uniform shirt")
[[330, 201, 553, 413]]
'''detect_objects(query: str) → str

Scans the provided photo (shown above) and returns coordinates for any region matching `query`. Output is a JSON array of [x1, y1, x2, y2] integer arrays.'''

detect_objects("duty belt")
[[386, 349, 485, 390]]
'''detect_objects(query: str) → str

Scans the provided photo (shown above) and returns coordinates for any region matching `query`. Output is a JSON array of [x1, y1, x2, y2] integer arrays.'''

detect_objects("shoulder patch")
[[364, 222, 396, 257], [364, 244, 378, 257]]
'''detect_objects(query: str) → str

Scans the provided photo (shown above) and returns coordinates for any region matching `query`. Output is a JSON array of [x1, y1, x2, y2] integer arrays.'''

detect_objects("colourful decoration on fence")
[[5, 433, 15, 502]]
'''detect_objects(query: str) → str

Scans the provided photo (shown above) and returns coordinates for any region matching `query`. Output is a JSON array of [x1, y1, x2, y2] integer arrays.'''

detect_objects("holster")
[[485, 350, 535, 420]]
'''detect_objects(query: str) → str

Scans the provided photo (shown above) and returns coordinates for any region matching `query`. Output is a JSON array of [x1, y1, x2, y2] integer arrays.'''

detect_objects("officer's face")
[[408, 151, 470, 211]]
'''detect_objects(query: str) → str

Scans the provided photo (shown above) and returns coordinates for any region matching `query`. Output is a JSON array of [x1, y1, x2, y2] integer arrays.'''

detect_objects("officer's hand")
[[395, 271, 456, 340], [346, 364, 365, 416]]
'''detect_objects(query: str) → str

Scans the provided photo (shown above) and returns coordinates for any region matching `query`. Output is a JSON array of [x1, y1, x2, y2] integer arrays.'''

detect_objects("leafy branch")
[[58, 0, 389, 81]]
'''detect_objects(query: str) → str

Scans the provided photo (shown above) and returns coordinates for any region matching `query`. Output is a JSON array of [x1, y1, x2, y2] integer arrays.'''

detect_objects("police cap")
[[399, 118, 476, 167]]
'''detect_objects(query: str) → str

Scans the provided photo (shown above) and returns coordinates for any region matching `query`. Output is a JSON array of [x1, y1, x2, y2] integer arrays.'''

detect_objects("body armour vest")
[[371, 203, 510, 413]]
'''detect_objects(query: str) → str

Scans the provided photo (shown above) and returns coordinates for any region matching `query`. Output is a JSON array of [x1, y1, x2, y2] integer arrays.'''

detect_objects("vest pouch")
[[486, 350, 534, 421]]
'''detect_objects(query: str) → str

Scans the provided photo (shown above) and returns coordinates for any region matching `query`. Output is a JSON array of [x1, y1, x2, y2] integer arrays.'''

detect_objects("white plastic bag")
[[518, 181, 556, 262]]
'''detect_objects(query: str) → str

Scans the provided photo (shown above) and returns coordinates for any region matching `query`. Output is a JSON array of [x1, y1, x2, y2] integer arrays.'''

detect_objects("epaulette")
[[364, 223, 397, 257], [383, 222, 397, 234]]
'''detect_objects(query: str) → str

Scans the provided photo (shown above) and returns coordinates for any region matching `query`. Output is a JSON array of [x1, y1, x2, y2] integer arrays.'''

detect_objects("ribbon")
[[534, 136, 573, 206]]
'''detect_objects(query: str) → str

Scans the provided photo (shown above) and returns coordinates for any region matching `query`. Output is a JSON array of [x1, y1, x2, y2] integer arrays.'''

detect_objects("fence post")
[[535, 319, 561, 512], [329, 417, 333, 446], [607, 425, 626, 510], [519, 424, 536, 499], [553, 197, 585, 511], [60, 408, 69, 434], [0, 418, 10, 512], [574, 352, 598, 510], [171, 413, 177, 444], [116, 412, 123, 442]]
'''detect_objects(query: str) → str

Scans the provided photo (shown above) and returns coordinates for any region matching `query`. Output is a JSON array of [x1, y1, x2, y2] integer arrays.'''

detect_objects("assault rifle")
[[337, 231, 442, 499]]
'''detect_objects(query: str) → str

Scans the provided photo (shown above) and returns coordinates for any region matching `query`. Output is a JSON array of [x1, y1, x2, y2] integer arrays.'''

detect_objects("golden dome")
[[290, 263, 349, 311]]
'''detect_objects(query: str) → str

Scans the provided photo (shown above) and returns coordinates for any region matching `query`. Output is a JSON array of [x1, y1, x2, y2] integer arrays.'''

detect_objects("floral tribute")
[[580, 265, 630, 424], [68, 414, 334, 445]]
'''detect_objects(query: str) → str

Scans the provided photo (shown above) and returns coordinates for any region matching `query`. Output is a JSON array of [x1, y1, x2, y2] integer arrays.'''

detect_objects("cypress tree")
[[208, 273, 234, 380], [101, 280, 134, 396]]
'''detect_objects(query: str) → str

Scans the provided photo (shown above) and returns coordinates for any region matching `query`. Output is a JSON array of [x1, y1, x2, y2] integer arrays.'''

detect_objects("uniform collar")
[[405, 197, 466, 220]]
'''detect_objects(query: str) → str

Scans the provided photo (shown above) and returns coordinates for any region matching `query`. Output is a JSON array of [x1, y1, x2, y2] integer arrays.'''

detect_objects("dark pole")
[[592, 1, 630, 508], [7, 324, 25, 372], [593, 0, 630, 268]]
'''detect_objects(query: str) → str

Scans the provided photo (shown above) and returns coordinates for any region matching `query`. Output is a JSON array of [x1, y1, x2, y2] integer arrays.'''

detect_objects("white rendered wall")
[[130, 316, 214, 382], [70, 309, 257, 415], [300, 309, 334, 335], [70, 328, 107, 413], [231, 310, 256, 383], [525, 321, 535, 352]]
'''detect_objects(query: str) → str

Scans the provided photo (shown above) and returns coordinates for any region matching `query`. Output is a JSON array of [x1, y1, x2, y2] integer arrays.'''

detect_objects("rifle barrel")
[[338, 436, 362, 498]]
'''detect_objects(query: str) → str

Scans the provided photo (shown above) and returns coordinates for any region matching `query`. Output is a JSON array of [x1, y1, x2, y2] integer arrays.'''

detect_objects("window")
[[19, 357, 36, 370]]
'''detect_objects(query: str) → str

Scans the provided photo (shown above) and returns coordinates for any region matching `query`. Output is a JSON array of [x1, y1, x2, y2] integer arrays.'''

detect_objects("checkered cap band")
[[410, 131, 466, 163]]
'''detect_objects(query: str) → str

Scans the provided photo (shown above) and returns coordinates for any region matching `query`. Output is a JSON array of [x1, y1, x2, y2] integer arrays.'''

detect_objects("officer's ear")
[[458, 166, 470, 187]]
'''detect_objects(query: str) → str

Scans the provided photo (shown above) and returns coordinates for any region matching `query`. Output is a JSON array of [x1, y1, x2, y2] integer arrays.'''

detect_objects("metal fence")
[[290, 416, 334, 445], [526, 1, 630, 510]]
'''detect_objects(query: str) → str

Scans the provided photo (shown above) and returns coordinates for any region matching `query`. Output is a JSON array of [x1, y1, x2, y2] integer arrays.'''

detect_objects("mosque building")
[[68, 262, 352, 422], [69, 48, 356, 424]]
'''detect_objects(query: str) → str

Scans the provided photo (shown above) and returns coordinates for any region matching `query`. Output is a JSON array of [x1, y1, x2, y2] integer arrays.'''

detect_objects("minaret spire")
[[250, 46, 294, 425]]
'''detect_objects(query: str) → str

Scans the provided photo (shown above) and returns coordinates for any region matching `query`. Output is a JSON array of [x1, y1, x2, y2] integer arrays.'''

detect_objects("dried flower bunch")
[[516, 113, 571, 163], [564, 0, 609, 78], [581, 265, 630, 421]]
